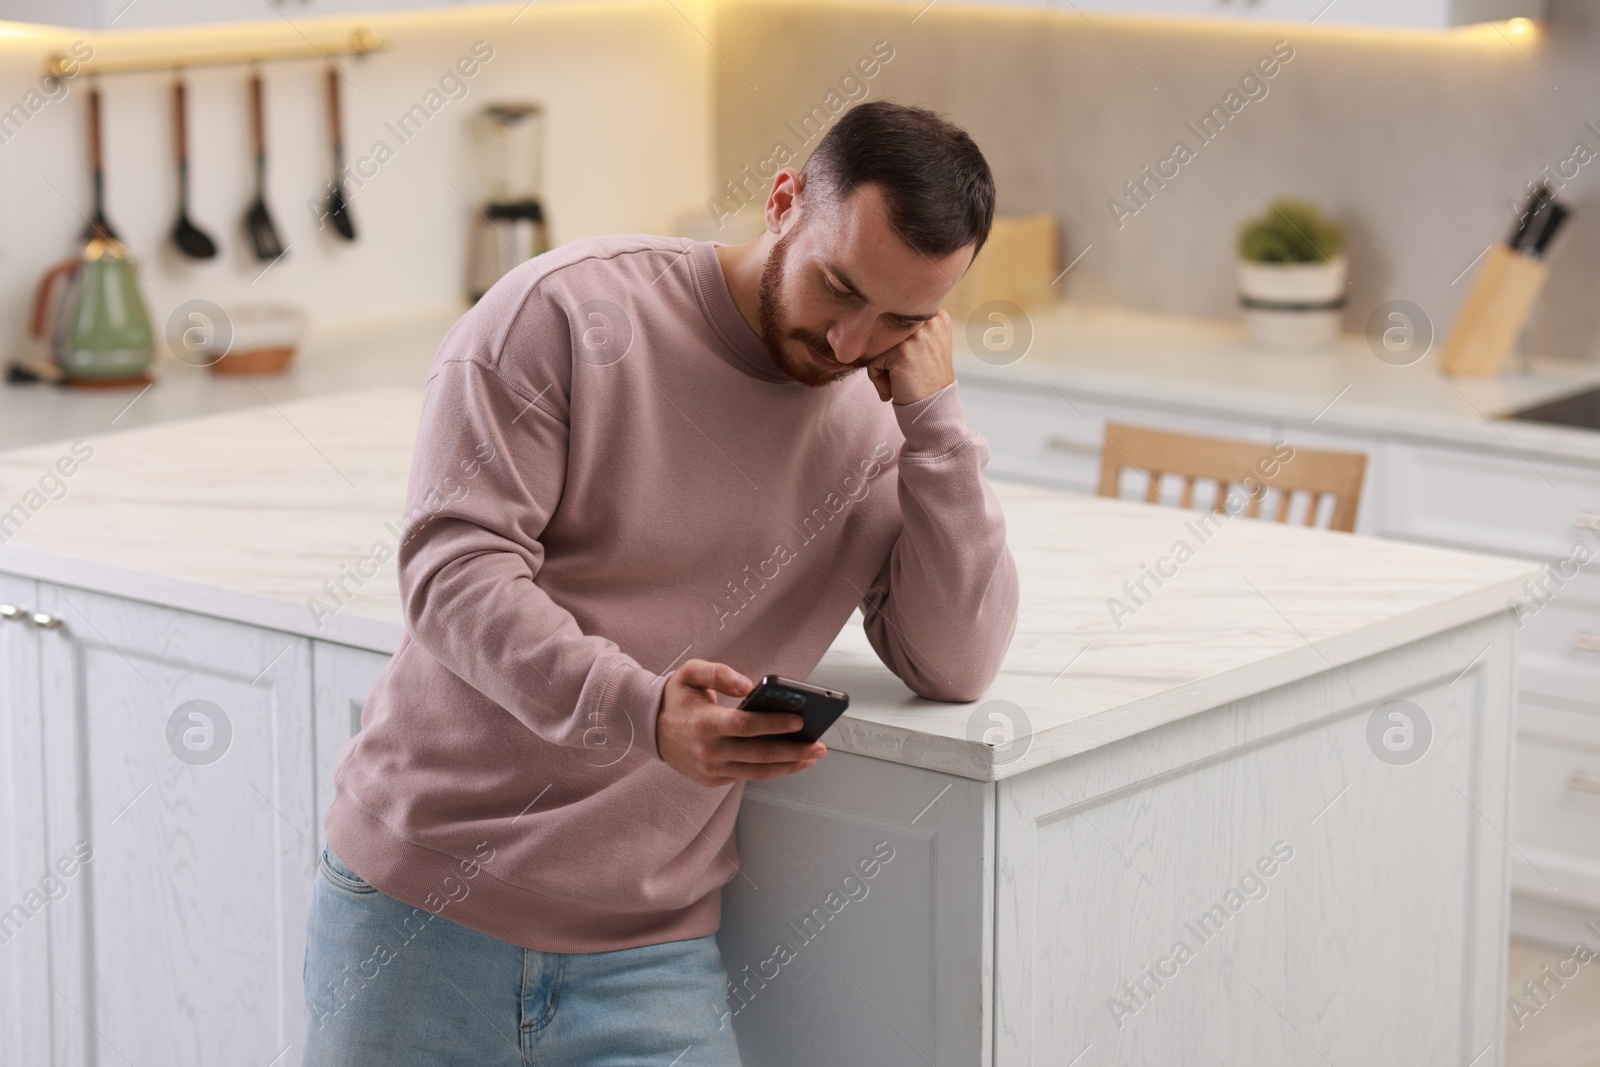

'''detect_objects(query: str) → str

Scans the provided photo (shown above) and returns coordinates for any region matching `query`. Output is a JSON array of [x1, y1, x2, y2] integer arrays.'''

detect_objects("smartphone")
[[737, 675, 850, 744]]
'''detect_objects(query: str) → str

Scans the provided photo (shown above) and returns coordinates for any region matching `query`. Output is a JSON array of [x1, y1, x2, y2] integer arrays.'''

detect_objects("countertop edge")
[[0, 546, 405, 655], [827, 571, 1537, 782], [0, 549, 1537, 782]]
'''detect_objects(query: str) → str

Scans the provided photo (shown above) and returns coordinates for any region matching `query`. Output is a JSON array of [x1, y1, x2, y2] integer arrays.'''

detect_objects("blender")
[[466, 102, 550, 302]]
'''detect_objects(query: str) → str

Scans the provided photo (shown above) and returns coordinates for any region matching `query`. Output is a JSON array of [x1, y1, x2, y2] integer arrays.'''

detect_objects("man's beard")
[[757, 225, 859, 388]]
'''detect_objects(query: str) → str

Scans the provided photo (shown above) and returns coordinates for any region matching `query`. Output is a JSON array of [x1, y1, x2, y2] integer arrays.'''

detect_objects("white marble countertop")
[[0, 387, 1539, 780], [955, 303, 1600, 467]]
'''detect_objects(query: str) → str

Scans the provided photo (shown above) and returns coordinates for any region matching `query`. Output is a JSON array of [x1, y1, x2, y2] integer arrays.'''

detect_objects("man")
[[303, 100, 1019, 1066]]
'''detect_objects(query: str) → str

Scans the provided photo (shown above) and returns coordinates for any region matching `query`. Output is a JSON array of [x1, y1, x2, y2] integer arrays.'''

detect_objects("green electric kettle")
[[30, 234, 155, 386]]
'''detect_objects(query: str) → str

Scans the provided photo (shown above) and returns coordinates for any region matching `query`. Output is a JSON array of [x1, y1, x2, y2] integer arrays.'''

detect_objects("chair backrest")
[[1095, 422, 1368, 533]]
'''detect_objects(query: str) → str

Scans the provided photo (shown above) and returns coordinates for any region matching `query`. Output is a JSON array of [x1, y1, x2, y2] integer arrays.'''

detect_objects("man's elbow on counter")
[[904, 645, 1011, 705], [914, 679, 991, 704], [910, 602, 1019, 704]]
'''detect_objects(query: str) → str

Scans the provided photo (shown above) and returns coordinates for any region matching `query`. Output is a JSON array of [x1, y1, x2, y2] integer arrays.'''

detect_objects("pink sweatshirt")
[[324, 234, 1019, 952]]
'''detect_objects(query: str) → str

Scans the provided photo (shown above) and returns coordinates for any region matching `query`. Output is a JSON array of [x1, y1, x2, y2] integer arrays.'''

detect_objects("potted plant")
[[1236, 198, 1347, 349]]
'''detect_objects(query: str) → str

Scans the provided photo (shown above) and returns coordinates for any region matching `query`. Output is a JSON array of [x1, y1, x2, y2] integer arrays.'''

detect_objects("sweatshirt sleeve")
[[395, 282, 671, 762], [859, 381, 1020, 703]]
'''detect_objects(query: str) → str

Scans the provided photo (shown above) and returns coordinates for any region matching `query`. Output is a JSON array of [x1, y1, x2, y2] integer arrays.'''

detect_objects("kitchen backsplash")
[[714, 0, 1600, 363], [0, 3, 715, 358]]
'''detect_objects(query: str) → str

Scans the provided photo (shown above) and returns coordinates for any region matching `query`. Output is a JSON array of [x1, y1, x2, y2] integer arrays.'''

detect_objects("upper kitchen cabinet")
[[968, 0, 1542, 29], [1096, 0, 1538, 28], [0, 0, 472, 30]]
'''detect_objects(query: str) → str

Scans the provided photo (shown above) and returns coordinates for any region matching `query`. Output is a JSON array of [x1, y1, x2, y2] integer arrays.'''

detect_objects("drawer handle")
[[1570, 770, 1600, 797], [1045, 436, 1097, 456], [1574, 633, 1600, 654], [1574, 512, 1600, 532], [0, 604, 25, 622], [30, 612, 62, 632]]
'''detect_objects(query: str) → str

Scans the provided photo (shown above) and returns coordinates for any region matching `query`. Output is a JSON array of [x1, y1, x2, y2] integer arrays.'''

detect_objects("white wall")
[[0, 2, 716, 360]]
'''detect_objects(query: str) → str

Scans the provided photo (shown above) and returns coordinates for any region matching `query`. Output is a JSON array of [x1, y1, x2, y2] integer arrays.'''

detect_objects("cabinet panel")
[[311, 641, 392, 852], [1512, 701, 1600, 913], [995, 618, 1512, 1066], [1382, 441, 1600, 563], [1514, 573, 1600, 703], [718, 752, 992, 1067], [35, 584, 314, 1067], [0, 574, 50, 1067]]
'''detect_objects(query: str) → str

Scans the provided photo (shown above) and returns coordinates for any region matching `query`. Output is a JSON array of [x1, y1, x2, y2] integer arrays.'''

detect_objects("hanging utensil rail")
[[45, 28, 386, 79]]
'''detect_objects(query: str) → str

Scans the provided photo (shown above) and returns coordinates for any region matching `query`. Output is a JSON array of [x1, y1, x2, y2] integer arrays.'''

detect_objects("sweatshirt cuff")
[[892, 381, 973, 459], [598, 660, 672, 763]]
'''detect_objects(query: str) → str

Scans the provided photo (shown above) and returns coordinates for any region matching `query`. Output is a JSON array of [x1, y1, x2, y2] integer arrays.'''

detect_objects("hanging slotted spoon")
[[243, 71, 285, 261]]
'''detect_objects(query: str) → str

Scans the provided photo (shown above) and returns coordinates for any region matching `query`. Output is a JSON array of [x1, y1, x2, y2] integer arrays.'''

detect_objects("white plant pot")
[[1237, 255, 1348, 350]]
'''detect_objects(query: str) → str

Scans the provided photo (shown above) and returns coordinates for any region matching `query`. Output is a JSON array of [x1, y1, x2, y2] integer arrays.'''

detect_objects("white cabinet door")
[[1381, 441, 1600, 562], [311, 641, 392, 852], [33, 584, 315, 1067], [718, 752, 993, 1066], [0, 574, 50, 1067], [1511, 700, 1600, 915]]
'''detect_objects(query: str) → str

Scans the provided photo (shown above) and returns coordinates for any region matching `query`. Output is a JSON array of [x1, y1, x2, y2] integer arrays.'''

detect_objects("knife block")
[[1440, 244, 1549, 378]]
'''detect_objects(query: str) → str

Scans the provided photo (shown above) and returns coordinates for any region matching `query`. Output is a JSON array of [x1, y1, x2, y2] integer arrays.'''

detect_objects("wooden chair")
[[1095, 422, 1368, 533]]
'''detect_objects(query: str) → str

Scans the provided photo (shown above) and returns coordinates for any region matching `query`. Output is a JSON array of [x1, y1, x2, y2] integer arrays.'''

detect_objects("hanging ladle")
[[170, 77, 217, 259], [243, 70, 285, 261]]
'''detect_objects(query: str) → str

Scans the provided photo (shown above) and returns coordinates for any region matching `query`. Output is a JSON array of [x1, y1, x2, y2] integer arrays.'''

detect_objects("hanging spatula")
[[243, 71, 285, 261]]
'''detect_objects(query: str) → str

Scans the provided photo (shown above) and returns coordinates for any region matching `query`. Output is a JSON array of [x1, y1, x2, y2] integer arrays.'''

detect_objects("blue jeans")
[[302, 844, 742, 1066]]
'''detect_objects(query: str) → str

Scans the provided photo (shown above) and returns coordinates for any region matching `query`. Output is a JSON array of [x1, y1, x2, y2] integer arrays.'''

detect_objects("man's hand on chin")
[[866, 309, 955, 406]]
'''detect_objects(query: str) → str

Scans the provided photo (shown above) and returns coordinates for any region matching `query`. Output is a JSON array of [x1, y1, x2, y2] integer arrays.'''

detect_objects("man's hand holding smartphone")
[[657, 659, 825, 788]]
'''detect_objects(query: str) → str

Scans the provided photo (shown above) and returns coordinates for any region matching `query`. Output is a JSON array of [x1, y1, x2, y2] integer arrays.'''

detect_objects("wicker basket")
[[199, 304, 306, 377], [209, 345, 296, 376]]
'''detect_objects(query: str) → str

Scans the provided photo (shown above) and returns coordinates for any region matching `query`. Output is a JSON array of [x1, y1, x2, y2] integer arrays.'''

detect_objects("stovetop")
[[1507, 385, 1600, 432]]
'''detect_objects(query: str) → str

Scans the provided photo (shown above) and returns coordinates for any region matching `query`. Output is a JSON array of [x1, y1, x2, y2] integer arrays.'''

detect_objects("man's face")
[[756, 182, 974, 388]]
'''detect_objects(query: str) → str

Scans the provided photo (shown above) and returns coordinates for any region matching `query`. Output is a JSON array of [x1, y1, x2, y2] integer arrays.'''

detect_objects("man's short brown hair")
[[801, 100, 997, 260]]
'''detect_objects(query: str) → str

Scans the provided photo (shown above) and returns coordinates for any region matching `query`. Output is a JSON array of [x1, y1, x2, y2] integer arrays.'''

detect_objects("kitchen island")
[[949, 303, 1600, 952], [0, 387, 1538, 1066]]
